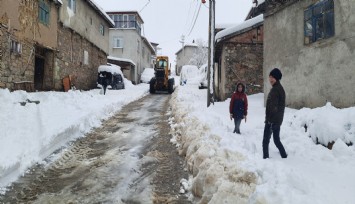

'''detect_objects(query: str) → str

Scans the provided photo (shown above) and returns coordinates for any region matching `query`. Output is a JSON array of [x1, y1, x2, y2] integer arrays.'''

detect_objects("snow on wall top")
[[108, 56, 137, 66], [89, 0, 115, 27], [215, 14, 264, 42]]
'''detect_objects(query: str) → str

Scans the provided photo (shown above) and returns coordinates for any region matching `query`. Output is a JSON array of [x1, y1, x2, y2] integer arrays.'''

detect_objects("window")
[[304, 0, 334, 45], [10, 40, 22, 54], [83, 50, 89, 65], [113, 37, 124, 48], [99, 24, 105, 36], [68, 0, 76, 13], [123, 15, 129, 28], [129, 15, 136, 28], [39, 0, 50, 25]]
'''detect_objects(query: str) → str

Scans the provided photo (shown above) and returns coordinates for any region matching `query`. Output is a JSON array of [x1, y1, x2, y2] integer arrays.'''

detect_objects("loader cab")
[[157, 60, 168, 68]]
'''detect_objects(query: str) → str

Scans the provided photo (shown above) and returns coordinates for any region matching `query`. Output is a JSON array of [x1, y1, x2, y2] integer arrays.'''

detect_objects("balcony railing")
[[113, 21, 141, 34]]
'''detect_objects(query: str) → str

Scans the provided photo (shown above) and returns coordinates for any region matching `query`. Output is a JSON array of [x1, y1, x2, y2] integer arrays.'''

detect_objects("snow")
[[1, 73, 355, 203], [215, 14, 264, 42], [256, 0, 265, 5], [170, 83, 355, 203], [89, 0, 115, 26], [108, 56, 136, 66], [0, 82, 149, 190], [98, 63, 123, 75], [140, 68, 154, 83], [179, 65, 199, 85], [57, 0, 63, 5]]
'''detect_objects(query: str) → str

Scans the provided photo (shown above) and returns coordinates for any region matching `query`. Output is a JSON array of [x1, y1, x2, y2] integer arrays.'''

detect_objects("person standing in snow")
[[263, 68, 287, 159], [100, 72, 108, 95], [229, 83, 248, 134]]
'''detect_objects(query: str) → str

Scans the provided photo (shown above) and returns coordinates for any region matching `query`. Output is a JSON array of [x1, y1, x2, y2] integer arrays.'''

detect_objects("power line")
[[184, 0, 195, 30], [185, 0, 199, 35], [187, 1, 202, 36], [140, 0, 151, 12]]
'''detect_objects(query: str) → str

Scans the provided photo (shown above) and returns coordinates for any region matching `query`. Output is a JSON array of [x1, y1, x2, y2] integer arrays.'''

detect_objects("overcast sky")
[[94, 0, 253, 66]]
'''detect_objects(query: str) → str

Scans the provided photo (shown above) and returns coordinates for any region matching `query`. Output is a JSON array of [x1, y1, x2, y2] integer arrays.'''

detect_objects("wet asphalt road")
[[0, 94, 190, 204]]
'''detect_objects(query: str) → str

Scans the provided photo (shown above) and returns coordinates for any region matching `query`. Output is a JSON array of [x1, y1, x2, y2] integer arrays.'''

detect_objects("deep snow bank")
[[169, 84, 355, 204], [169, 86, 257, 203]]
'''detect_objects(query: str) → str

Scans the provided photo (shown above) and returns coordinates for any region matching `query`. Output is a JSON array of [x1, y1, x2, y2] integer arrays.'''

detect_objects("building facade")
[[55, 0, 114, 90], [0, 0, 113, 91], [0, 0, 61, 91], [263, 0, 355, 108], [107, 11, 156, 84], [214, 10, 264, 101], [175, 42, 208, 75]]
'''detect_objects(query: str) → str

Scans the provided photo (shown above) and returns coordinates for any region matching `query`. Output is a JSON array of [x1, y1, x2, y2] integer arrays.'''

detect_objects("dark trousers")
[[262, 123, 287, 158], [233, 118, 242, 134], [103, 85, 107, 95]]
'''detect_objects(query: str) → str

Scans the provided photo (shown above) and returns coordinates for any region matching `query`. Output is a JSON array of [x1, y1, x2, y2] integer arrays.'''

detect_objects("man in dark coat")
[[263, 68, 287, 159]]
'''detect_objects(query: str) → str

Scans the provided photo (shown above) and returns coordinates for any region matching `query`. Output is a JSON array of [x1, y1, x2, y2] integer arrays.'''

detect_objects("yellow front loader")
[[149, 56, 174, 94]]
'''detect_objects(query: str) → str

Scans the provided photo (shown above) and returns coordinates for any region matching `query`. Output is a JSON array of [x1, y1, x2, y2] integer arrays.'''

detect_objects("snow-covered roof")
[[108, 56, 136, 66], [98, 64, 122, 75], [142, 36, 156, 54], [175, 43, 199, 55], [216, 23, 235, 29], [215, 14, 264, 42], [88, 0, 115, 27], [256, 0, 265, 5]]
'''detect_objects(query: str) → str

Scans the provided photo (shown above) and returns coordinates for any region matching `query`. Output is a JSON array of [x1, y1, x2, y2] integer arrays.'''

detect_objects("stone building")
[[0, 0, 114, 91], [0, 0, 61, 91], [214, 3, 264, 101], [107, 11, 156, 84], [55, 0, 114, 90], [263, 0, 355, 108]]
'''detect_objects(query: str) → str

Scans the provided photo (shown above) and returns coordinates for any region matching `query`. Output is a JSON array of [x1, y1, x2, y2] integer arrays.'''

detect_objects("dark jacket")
[[230, 83, 248, 119], [265, 81, 285, 125]]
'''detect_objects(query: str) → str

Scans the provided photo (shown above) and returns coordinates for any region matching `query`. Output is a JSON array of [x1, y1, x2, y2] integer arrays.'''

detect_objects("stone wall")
[[0, 25, 35, 90], [55, 24, 107, 91], [223, 42, 263, 99], [215, 25, 264, 101]]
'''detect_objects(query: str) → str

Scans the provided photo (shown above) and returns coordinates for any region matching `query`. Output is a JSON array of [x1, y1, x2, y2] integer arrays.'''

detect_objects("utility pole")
[[206, 0, 215, 107]]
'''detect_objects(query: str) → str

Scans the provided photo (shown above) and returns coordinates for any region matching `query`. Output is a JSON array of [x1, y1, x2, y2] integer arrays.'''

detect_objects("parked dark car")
[[97, 64, 125, 90]]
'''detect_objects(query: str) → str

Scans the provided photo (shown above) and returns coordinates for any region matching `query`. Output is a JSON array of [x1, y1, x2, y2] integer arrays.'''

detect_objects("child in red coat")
[[229, 83, 248, 134]]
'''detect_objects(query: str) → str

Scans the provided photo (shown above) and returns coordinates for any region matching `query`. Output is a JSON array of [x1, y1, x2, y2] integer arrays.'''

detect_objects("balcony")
[[113, 21, 141, 34]]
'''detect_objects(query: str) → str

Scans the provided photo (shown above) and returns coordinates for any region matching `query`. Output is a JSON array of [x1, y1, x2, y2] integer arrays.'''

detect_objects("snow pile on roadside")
[[170, 86, 257, 203], [0, 84, 149, 189], [170, 84, 355, 204], [180, 65, 200, 85]]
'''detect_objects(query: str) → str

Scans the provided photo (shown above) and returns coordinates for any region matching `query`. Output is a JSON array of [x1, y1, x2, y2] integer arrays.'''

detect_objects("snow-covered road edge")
[[169, 86, 257, 203], [0, 85, 149, 191]]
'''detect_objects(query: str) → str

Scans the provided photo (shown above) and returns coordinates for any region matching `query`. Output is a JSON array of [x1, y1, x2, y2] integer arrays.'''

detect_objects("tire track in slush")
[[0, 94, 190, 204]]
